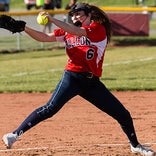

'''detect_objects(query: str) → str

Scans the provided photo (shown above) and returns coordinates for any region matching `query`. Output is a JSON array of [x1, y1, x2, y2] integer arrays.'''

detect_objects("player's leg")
[[2, 70, 81, 148], [16, 70, 82, 134], [80, 78, 139, 147], [80, 79, 155, 155]]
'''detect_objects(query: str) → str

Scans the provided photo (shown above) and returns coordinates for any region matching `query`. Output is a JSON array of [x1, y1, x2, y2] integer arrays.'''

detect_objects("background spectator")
[[55, 0, 61, 9], [36, 0, 44, 9], [24, 0, 37, 10], [0, 0, 10, 12], [64, 0, 77, 23], [135, 0, 145, 5], [42, 0, 54, 33], [0, 0, 5, 11], [5, 0, 10, 11]]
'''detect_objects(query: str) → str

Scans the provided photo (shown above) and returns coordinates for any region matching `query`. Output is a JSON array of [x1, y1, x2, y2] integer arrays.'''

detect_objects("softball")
[[37, 14, 48, 25]]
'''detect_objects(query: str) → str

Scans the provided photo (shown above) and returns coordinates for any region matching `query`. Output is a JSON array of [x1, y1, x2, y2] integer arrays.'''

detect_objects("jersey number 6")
[[86, 48, 95, 60]]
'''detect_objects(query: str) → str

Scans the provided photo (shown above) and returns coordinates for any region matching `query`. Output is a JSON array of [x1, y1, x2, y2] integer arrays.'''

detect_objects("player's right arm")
[[24, 26, 56, 42]]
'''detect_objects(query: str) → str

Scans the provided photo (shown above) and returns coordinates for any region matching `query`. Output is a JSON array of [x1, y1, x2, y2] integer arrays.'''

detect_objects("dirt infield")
[[0, 91, 155, 156]]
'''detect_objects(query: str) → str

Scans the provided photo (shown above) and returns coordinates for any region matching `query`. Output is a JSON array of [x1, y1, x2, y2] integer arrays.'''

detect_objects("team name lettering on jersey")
[[65, 36, 91, 49]]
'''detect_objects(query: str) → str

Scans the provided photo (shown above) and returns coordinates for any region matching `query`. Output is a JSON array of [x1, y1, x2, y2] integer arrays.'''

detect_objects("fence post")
[[17, 33, 21, 50], [16, 16, 21, 50]]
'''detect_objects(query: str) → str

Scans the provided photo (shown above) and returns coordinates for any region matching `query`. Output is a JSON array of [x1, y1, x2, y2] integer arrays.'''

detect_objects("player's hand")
[[38, 11, 53, 23]]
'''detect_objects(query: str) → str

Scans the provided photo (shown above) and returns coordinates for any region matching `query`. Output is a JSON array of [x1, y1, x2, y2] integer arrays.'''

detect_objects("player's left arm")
[[24, 26, 56, 42], [0, 15, 56, 42]]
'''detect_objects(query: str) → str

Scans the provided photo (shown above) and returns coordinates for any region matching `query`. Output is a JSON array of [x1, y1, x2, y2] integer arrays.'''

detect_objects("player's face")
[[71, 10, 87, 24]]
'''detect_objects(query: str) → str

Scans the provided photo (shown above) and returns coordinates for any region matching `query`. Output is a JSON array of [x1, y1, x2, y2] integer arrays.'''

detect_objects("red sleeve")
[[54, 29, 66, 42], [83, 22, 106, 42], [54, 29, 66, 36]]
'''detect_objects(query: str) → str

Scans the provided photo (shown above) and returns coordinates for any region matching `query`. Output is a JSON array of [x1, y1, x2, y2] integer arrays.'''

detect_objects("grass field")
[[0, 0, 155, 93], [0, 46, 155, 93]]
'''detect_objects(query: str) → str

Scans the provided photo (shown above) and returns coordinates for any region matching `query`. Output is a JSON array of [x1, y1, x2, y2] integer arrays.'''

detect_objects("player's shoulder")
[[89, 22, 104, 28], [54, 28, 66, 36], [84, 22, 105, 32], [84, 22, 106, 41], [90, 22, 102, 26]]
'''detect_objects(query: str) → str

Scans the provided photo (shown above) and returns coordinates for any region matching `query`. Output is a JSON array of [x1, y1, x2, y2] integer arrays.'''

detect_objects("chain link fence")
[[0, 7, 156, 52], [0, 13, 67, 52]]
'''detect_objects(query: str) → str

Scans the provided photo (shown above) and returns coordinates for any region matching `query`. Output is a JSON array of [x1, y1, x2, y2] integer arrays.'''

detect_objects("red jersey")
[[54, 22, 107, 77]]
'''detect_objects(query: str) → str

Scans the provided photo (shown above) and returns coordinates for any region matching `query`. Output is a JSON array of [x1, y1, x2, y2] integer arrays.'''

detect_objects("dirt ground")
[[0, 91, 155, 156]]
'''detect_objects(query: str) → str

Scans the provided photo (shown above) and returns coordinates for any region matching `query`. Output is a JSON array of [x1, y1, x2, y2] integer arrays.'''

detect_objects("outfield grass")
[[103, 46, 156, 91], [1, 0, 156, 92], [0, 46, 155, 93]]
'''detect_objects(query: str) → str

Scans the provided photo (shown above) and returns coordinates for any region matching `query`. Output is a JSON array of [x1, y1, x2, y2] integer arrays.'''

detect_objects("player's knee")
[[36, 103, 59, 120]]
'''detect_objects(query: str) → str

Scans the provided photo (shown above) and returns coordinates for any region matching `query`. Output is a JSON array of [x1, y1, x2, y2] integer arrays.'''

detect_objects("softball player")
[[2, 3, 155, 156]]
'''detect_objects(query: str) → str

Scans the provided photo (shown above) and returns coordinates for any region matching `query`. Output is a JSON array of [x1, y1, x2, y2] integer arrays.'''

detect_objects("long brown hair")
[[88, 4, 112, 43]]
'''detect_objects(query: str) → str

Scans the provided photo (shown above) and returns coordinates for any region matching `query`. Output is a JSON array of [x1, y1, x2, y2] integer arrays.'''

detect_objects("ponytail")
[[89, 5, 112, 43]]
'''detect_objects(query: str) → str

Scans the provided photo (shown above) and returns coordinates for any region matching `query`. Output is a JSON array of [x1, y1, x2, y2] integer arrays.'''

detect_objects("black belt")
[[79, 72, 98, 79]]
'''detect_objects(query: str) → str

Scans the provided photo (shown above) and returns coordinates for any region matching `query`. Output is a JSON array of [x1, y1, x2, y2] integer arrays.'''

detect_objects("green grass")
[[0, 47, 155, 93], [103, 46, 156, 90], [1, 0, 156, 93], [0, 50, 66, 92]]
